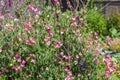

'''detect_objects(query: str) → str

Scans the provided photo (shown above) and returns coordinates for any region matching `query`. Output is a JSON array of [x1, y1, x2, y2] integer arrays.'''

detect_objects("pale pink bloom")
[[46, 67, 49, 71], [77, 73, 81, 77], [45, 25, 52, 31], [44, 36, 50, 41], [65, 55, 71, 60], [60, 52, 64, 56], [54, 42, 63, 48], [102, 56, 105, 63], [9, 26, 14, 31], [106, 36, 111, 45], [21, 60, 26, 64], [79, 52, 82, 57], [106, 54, 111, 60], [87, 45, 91, 49], [17, 58, 21, 63], [26, 74, 31, 78], [94, 40, 98, 44], [25, 22, 32, 29], [75, 55, 79, 59], [25, 39, 29, 45], [70, 22, 77, 27], [94, 32, 98, 39], [46, 41, 51, 45], [13, 66, 20, 71], [29, 38, 36, 46], [63, 55, 66, 58], [28, 4, 34, 11], [35, 14, 39, 18], [14, 18, 19, 22], [49, 31, 54, 36], [33, 8, 38, 12], [0, 49, 2, 53], [18, 38, 22, 41], [71, 16, 76, 21], [31, 59, 35, 63], [38, 11, 41, 15], [76, 29, 80, 33], [74, 61, 78, 65], [29, 53, 33, 57], [24, 28, 30, 34], [65, 68, 69, 72], [67, 71, 72, 76], [8, 13, 13, 19], [65, 76, 73, 80]]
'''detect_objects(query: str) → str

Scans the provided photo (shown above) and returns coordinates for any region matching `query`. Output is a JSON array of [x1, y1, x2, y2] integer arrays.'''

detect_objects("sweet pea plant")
[[0, 0, 120, 80]]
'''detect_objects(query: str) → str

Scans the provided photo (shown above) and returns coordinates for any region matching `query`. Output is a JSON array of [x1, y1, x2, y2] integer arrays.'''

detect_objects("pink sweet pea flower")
[[54, 42, 63, 48], [14, 53, 20, 60], [77, 73, 81, 77], [29, 38, 36, 46], [54, 0, 59, 4], [70, 22, 77, 27]]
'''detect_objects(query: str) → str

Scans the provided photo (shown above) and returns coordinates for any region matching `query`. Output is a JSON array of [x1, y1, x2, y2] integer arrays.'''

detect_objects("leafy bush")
[[0, 0, 119, 80]]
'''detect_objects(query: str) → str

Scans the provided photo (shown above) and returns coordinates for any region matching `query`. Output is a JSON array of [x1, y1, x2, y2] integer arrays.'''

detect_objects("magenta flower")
[[20, 60, 26, 67], [25, 38, 36, 46], [0, 13, 4, 19], [45, 25, 52, 31], [13, 65, 21, 71], [29, 38, 36, 46], [65, 68, 69, 72], [54, 0, 59, 4], [25, 22, 32, 30], [106, 36, 111, 45], [6, 0, 11, 7], [28, 4, 39, 12], [14, 53, 20, 60], [54, 42, 63, 48], [65, 76, 71, 80], [5, 69, 9, 73], [94, 32, 98, 39], [44, 36, 51, 45], [25, 39, 29, 45], [60, 52, 64, 56], [0, 71, 2, 75], [65, 55, 71, 60]]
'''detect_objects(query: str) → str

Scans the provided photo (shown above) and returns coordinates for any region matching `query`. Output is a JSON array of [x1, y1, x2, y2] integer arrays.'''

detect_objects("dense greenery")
[[0, 0, 120, 80]]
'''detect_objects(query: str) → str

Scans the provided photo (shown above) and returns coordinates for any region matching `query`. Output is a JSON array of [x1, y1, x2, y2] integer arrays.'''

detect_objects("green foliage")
[[85, 8, 108, 36], [0, 0, 120, 80]]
